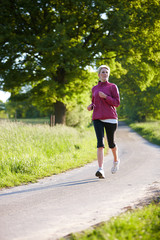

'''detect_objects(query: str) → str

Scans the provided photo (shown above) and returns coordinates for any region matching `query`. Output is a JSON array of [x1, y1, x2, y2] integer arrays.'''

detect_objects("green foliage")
[[0, 100, 8, 118], [63, 202, 160, 240], [5, 70, 97, 126], [0, 0, 109, 91], [0, 111, 8, 119], [119, 59, 160, 121], [65, 71, 97, 127], [29, 70, 97, 112], [1, 0, 160, 122], [66, 104, 92, 128], [0, 121, 97, 188], [5, 99, 49, 119], [129, 121, 160, 146], [101, 54, 160, 122], [0, 100, 5, 110], [94, 0, 160, 122], [1, 0, 109, 123]]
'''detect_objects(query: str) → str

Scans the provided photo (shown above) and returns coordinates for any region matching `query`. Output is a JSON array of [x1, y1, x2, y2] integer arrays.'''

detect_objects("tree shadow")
[[0, 178, 99, 197]]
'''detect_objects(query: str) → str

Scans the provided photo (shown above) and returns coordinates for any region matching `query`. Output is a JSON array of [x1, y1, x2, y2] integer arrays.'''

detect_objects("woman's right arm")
[[87, 104, 93, 111], [87, 90, 94, 111]]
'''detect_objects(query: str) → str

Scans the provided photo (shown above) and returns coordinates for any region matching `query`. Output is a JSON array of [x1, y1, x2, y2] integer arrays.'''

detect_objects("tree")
[[1, 0, 160, 123], [0, 100, 5, 112], [0, 0, 112, 123], [95, 0, 160, 121]]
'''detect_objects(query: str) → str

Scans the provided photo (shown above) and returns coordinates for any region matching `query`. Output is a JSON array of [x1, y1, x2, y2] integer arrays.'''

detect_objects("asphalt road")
[[0, 123, 160, 240]]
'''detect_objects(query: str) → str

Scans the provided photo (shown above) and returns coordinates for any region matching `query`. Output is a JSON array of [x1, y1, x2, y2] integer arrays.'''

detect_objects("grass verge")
[[0, 121, 103, 189], [9, 118, 50, 125], [62, 199, 160, 240], [128, 120, 160, 146]]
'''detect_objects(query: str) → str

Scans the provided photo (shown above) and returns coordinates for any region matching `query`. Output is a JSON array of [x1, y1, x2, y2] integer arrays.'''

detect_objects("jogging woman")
[[87, 65, 120, 179]]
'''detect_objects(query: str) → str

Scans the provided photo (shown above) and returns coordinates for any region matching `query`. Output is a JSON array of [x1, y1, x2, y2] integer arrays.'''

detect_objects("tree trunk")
[[54, 101, 66, 124]]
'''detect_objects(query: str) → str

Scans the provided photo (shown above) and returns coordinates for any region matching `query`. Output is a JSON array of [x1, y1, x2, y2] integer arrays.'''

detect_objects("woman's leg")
[[93, 120, 105, 167], [97, 147, 104, 168], [105, 122, 119, 162], [93, 120, 105, 178], [111, 146, 120, 173], [104, 123, 120, 173], [96, 147, 105, 178], [111, 145, 119, 162]]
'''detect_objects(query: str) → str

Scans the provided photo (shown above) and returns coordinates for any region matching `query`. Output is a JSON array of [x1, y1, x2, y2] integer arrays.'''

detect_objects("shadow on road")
[[0, 178, 99, 197]]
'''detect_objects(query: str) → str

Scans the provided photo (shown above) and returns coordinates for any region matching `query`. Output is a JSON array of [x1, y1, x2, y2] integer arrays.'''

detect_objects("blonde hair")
[[98, 65, 110, 75]]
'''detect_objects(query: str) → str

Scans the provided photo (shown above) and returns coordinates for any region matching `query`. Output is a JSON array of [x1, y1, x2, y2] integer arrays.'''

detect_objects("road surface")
[[0, 123, 160, 240]]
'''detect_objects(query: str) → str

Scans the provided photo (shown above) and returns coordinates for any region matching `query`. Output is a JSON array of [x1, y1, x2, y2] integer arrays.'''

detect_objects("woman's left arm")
[[106, 85, 120, 107], [99, 85, 120, 107]]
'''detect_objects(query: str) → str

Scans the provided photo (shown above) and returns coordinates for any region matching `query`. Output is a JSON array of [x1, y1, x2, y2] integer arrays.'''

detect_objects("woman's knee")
[[97, 141, 105, 148], [108, 142, 116, 148]]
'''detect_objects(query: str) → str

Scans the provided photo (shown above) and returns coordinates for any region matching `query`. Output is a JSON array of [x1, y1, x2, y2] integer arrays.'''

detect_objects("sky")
[[0, 91, 11, 102]]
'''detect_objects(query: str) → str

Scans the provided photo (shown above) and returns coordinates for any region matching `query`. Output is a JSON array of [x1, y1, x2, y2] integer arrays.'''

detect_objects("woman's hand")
[[99, 91, 107, 99], [87, 104, 93, 111]]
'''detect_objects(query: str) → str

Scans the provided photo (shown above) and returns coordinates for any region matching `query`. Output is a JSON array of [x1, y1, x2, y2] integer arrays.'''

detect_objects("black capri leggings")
[[93, 119, 117, 149]]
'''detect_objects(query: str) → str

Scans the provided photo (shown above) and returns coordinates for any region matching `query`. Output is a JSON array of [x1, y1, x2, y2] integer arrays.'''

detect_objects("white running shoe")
[[95, 169, 105, 179], [111, 160, 120, 174]]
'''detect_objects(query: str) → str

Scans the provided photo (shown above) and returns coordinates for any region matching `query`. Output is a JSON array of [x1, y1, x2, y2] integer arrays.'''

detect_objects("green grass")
[[0, 121, 101, 188], [62, 201, 160, 240], [129, 121, 160, 146], [10, 118, 50, 125]]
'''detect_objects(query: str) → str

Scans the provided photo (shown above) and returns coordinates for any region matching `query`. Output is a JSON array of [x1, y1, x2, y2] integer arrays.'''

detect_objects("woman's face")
[[98, 68, 109, 82]]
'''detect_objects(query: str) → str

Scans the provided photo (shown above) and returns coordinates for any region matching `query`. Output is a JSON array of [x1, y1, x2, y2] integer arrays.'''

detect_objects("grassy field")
[[0, 120, 102, 189], [1, 120, 159, 189], [9, 118, 50, 125], [129, 120, 160, 146], [62, 200, 160, 240]]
